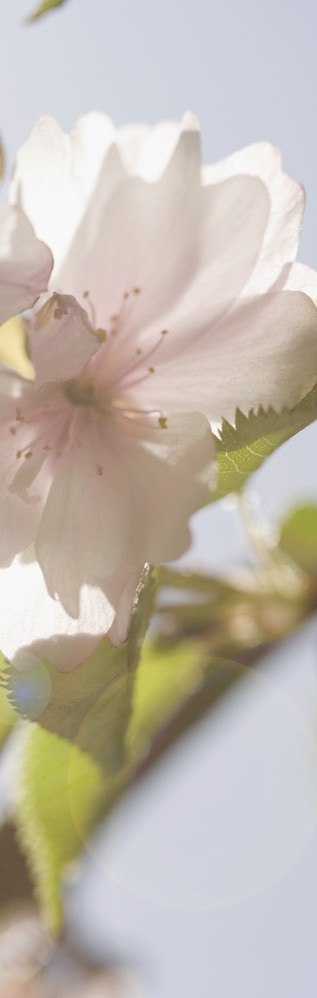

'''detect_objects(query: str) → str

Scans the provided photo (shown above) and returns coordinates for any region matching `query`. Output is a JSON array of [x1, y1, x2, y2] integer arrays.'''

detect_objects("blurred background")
[[1, 1, 317, 995]]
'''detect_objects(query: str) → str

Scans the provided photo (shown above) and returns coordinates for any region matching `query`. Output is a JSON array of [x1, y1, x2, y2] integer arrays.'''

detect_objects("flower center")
[[64, 378, 95, 407]]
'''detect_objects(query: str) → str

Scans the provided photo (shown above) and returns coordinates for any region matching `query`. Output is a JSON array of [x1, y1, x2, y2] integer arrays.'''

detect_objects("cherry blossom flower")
[[0, 111, 316, 672]]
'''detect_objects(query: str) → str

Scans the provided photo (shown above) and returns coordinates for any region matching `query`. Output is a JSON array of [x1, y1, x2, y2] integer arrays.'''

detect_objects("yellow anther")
[[16, 408, 25, 422], [25, 451, 33, 460], [96, 328, 107, 342], [9, 426, 16, 435], [133, 287, 141, 294], [16, 450, 22, 459], [136, 347, 142, 355], [158, 416, 168, 429], [43, 445, 52, 451], [161, 329, 168, 335], [148, 366, 155, 373], [123, 291, 130, 299], [83, 290, 89, 298], [97, 466, 103, 476]]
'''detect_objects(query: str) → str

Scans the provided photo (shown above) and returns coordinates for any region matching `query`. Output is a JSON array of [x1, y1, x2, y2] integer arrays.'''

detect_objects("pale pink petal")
[[28, 292, 100, 385], [0, 547, 115, 672], [0, 205, 52, 325], [10, 114, 121, 278], [59, 170, 269, 366], [35, 411, 215, 618], [132, 291, 317, 425], [54, 114, 204, 326], [278, 261, 317, 297], [203, 142, 304, 294], [0, 487, 41, 565], [118, 118, 183, 180]]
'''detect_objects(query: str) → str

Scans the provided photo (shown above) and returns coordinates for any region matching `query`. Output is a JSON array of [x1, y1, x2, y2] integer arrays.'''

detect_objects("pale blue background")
[[2, 2, 317, 995]]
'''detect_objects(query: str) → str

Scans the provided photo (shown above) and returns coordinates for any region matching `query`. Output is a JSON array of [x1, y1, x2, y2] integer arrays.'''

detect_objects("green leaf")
[[128, 639, 207, 755], [211, 384, 317, 500], [5, 567, 155, 774], [278, 504, 317, 576], [6, 639, 134, 775], [27, 0, 69, 23], [11, 638, 208, 932], [13, 724, 103, 932]]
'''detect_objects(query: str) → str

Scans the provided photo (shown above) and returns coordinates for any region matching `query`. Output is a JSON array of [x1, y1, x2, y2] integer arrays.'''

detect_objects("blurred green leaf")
[[279, 504, 317, 576], [11, 638, 208, 932], [8, 557, 316, 931], [6, 567, 155, 773], [6, 639, 132, 775], [27, 0, 69, 23], [128, 639, 207, 756], [211, 385, 317, 500], [6, 569, 159, 927], [13, 724, 103, 932]]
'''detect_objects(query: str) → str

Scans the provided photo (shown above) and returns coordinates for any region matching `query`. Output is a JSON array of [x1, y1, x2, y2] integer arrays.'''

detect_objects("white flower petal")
[[133, 291, 317, 425], [118, 119, 182, 181], [2, 113, 316, 668], [203, 142, 304, 294], [35, 411, 215, 618], [0, 548, 115, 672], [0, 488, 41, 565], [29, 292, 100, 385], [10, 113, 121, 277], [279, 261, 317, 297], [0, 205, 52, 325]]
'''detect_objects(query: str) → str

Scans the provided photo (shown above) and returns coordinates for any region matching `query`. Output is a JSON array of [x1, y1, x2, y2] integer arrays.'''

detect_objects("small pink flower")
[[0, 112, 316, 672]]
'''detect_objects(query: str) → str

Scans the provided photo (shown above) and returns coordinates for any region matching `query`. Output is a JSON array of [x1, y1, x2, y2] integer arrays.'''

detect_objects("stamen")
[[97, 466, 103, 476], [9, 426, 16, 435], [133, 287, 141, 294], [16, 450, 22, 459], [118, 330, 166, 392], [96, 328, 107, 342], [34, 295, 57, 331], [82, 290, 96, 327], [161, 329, 168, 335], [25, 451, 33, 460], [112, 401, 168, 430], [16, 408, 25, 422], [43, 445, 52, 451]]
